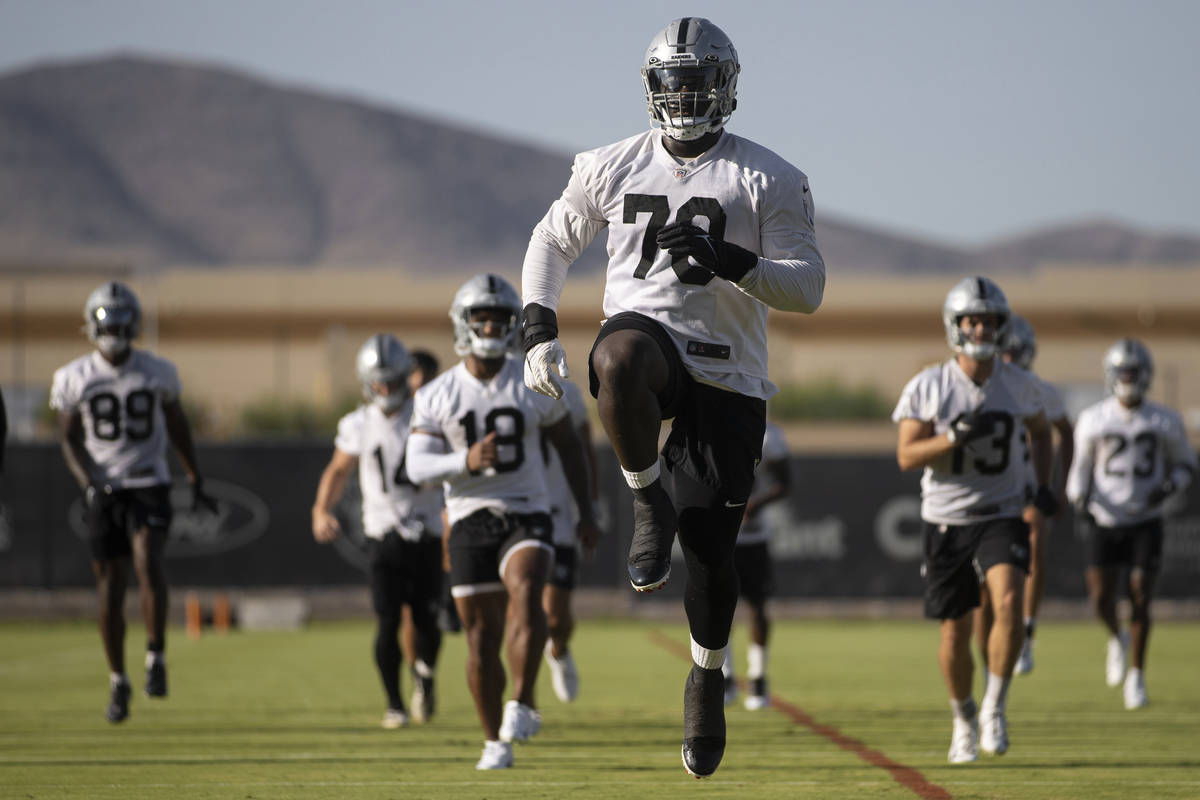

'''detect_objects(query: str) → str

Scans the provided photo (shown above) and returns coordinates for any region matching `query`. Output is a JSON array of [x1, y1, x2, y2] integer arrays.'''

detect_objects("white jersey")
[[527, 129, 824, 400], [738, 421, 789, 545], [409, 356, 567, 526], [334, 402, 442, 541], [893, 358, 1047, 525], [542, 379, 589, 547], [49, 349, 181, 489], [1066, 396, 1197, 527]]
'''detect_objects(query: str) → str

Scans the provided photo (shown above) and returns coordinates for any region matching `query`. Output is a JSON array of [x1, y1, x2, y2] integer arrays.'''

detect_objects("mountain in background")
[[2, 55, 1198, 274]]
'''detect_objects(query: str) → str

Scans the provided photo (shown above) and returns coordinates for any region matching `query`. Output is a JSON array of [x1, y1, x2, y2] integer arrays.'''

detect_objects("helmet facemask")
[[449, 274, 522, 360], [84, 282, 142, 360], [356, 334, 412, 413], [642, 18, 739, 141], [942, 276, 1011, 361], [1104, 339, 1153, 404], [462, 307, 518, 359], [363, 370, 410, 413]]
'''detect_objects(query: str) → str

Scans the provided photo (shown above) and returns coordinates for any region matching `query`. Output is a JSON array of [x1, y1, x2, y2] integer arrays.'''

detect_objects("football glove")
[[191, 479, 219, 515], [525, 340, 569, 399], [655, 222, 758, 283], [947, 409, 991, 445]]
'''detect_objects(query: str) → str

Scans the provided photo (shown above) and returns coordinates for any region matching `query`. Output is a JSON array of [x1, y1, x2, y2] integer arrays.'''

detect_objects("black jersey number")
[[951, 410, 1015, 476], [87, 389, 155, 442], [1103, 432, 1157, 479], [372, 446, 414, 494], [459, 407, 525, 474], [623, 194, 727, 286]]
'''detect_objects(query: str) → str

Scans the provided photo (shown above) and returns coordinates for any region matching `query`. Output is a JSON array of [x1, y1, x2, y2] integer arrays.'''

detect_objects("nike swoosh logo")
[[803, 185, 810, 193], [724, 500, 746, 508]]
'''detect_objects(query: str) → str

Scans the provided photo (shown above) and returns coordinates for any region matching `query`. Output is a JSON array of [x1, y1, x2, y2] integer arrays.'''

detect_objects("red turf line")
[[649, 630, 952, 800]]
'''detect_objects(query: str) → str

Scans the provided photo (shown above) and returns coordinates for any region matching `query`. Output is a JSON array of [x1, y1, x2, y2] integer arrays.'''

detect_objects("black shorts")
[[447, 509, 552, 596], [87, 485, 172, 560], [589, 311, 765, 504], [734, 541, 773, 603], [548, 545, 579, 591], [365, 532, 444, 622], [921, 517, 1030, 620], [1084, 517, 1163, 572]]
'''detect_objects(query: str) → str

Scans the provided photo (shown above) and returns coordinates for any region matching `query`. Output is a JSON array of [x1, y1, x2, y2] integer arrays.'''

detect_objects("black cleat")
[[145, 660, 168, 698], [106, 680, 131, 723], [682, 664, 726, 778], [627, 483, 677, 592]]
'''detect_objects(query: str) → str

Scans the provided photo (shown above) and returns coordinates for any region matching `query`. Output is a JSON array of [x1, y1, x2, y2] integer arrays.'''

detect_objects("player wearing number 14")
[[50, 281, 217, 724]]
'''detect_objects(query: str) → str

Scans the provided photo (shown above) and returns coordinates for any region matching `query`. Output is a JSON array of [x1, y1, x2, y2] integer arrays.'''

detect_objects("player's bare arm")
[[545, 416, 601, 555], [163, 399, 217, 513], [312, 448, 357, 543], [896, 417, 957, 471], [58, 408, 96, 493]]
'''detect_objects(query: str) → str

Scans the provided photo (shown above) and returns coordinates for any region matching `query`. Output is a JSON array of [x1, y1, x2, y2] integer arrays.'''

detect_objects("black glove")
[[190, 479, 219, 515], [655, 222, 758, 283], [948, 410, 990, 445], [1145, 479, 1175, 508], [1032, 485, 1059, 517], [521, 303, 559, 351]]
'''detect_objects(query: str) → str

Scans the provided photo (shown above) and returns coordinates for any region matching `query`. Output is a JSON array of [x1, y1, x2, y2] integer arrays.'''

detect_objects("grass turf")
[[0, 617, 1197, 799]]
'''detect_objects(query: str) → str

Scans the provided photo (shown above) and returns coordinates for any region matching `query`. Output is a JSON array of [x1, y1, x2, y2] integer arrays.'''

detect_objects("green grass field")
[[1, 617, 1198, 799]]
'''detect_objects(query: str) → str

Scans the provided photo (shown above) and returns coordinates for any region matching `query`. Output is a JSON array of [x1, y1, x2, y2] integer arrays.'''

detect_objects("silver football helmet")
[[449, 273, 521, 359], [356, 333, 412, 413], [642, 17, 740, 141], [942, 276, 1010, 360], [1000, 314, 1037, 370], [83, 281, 141, 359], [1103, 338, 1153, 404]]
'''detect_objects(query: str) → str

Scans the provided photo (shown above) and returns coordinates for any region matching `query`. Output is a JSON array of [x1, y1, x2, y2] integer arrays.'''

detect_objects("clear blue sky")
[[2, 0, 1197, 246]]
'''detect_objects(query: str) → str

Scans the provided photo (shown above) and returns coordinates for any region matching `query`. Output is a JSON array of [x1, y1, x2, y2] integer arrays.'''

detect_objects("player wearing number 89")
[[50, 281, 217, 723], [893, 276, 1057, 763], [519, 17, 823, 778], [405, 274, 599, 770], [311, 334, 445, 728], [1066, 339, 1196, 710]]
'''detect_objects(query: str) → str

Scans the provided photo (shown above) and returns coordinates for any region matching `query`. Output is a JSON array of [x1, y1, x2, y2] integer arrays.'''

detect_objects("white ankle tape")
[[691, 637, 727, 670], [622, 461, 660, 489], [414, 659, 433, 678]]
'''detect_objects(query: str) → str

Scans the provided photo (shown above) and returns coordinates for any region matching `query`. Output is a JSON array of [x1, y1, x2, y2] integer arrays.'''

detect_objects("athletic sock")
[[747, 643, 767, 679], [950, 696, 977, 722], [982, 671, 1010, 712]]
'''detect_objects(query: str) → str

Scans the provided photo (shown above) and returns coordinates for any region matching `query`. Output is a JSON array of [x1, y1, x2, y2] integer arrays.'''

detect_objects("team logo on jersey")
[[672, 167, 688, 180]]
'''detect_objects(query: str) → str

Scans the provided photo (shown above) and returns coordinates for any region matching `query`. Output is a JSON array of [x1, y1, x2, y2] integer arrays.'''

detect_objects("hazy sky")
[[2, 0, 1197, 246]]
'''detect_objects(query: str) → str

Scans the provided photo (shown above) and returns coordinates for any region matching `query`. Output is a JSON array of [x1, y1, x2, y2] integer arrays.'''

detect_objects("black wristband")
[[712, 242, 759, 283], [521, 303, 559, 351], [1032, 485, 1059, 517]]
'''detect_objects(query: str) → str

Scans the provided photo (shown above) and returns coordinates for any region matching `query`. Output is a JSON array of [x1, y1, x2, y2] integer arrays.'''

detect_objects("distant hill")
[[2, 55, 1199, 274]]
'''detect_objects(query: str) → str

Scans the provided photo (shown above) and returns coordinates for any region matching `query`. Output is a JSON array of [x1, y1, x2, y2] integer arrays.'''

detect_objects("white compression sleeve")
[[404, 431, 469, 485]]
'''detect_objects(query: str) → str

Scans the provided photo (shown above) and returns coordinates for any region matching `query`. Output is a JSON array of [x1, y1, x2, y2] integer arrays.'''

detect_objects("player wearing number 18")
[[50, 281, 217, 724], [519, 17, 824, 778], [893, 276, 1057, 764]]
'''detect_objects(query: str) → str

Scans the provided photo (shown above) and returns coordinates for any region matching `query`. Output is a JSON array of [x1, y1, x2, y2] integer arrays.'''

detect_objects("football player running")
[[50, 281, 217, 723], [1066, 339, 1196, 710], [893, 277, 1057, 763], [519, 17, 824, 778], [405, 274, 599, 770], [311, 334, 445, 728], [974, 315, 1073, 675]]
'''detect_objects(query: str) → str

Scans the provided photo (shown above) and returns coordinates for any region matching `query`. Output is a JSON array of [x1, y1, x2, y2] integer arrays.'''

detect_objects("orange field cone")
[[185, 591, 203, 640], [213, 594, 231, 634]]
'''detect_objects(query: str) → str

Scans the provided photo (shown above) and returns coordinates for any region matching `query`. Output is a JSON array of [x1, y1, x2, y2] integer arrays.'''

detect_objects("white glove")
[[524, 340, 569, 399]]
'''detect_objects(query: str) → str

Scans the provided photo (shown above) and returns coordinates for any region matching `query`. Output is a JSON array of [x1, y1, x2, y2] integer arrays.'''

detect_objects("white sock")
[[747, 643, 767, 679], [691, 636, 726, 670], [721, 647, 734, 679], [950, 696, 977, 722], [110, 671, 129, 687], [1126, 666, 1143, 684], [145, 651, 164, 668], [413, 659, 434, 678], [622, 461, 660, 489], [982, 671, 1010, 712]]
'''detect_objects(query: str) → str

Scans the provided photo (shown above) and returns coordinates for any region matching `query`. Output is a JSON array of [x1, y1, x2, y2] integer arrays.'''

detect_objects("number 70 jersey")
[[408, 356, 567, 526], [49, 349, 181, 489]]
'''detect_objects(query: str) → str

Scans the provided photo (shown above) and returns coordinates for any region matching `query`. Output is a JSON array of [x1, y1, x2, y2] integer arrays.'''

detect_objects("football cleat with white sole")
[[979, 706, 1008, 755], [948, 714, 980, 764], [545, 645, 579, 703], [1124, 669, 1148, 710], [682, 664, 726, 778], [381, 708, 409, 729], [1106, 632, 1129, 687], [627, 483, 677, 592], [144, 659, 168, 698], [498, 700, 542, 743], [1014, 637, 1034, 675], [475, 740, 514, 770], [744, 676, 769, 710]]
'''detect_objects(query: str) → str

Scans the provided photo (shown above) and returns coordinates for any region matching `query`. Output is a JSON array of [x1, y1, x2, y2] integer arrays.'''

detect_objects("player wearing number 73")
[[893, 276, 1057, 764], [519, 17, 824, 778], [50, 281, 217, 724]]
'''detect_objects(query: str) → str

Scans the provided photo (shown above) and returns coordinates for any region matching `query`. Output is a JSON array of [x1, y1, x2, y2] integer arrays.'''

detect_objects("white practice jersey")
[[334, 402, 442, 541], [893, 358, 1047, 525], [1066, 397, 1197, 527], [527, 129, 824, 400], [738, 421, 789, 545], [49, 349, 180, 489], [408, 356, 566, 526], [1017, 373, 1067, 492], [542, 379, 589, 547]]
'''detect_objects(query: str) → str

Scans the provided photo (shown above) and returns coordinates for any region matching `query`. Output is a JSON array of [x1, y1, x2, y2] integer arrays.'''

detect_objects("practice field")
[[1, 618, 1198, 799]]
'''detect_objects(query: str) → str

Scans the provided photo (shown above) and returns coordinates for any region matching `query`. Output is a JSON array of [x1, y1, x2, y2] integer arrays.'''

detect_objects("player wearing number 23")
[[520, 18, 823, 779], [893, 276, 1055, 764], [50, 281, 216, 724]]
